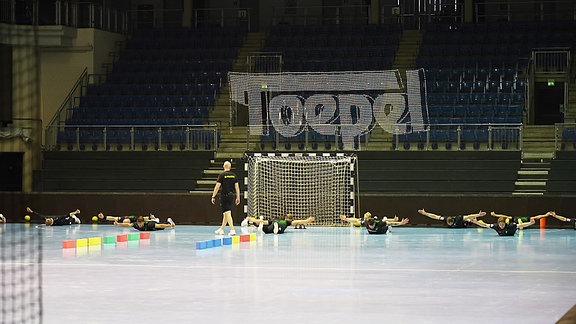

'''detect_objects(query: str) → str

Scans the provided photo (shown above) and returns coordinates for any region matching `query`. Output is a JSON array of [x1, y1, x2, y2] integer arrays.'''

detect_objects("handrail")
[[0, 1, 129, 34], [473, 0, 576, 23], [532, 48, 571, 75], [554, 122, 576, 155], [271, 4, 370, 26], [45, 124, 219, 152], [246, 123, 523, 152], [192, 8, 251, 30], [45, 67, 87, 129]]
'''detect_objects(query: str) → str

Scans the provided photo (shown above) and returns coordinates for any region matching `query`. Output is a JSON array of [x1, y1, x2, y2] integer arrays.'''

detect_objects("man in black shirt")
[[211, 161, 240, 236]]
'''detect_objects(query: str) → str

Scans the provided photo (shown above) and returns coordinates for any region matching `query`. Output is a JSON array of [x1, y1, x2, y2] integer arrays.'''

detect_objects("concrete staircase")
[[194, 32, 266, 192], [521, 125, 556, 157], [514, 155, 550, 195], [210, 31, 266, 160], [514, 125, 556, 195], [195, 158, 244, 192], [363, 29, 424, 150], [393, 29, 422, 75], [514, 52, 575, 195]]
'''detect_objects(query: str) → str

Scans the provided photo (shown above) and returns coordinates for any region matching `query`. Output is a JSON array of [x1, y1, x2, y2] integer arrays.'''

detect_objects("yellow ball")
[[92, 216, 98, 223], [24, 215, 31, 222]]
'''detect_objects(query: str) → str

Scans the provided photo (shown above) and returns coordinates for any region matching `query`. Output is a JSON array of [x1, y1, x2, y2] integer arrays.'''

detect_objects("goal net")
[[1, 225, 43, 324], [245, 152, 357, 226]]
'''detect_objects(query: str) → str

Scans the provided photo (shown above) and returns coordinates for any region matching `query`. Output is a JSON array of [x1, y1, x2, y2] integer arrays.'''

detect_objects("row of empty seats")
[[86, 83, 219, 96], [396, 126, 521, 151], [67, 118, 208, 126], [62, 26, 246, 149], [283, 58, 395, 72], [78, 95, 215, 108], [72, 106, 209, 119], [560, 127, 576, 150], [112, 61, 232, 74], [105, 71, 223, 85], [429, 116, 522, 125], [420, 43, 536, 58], [426, 20, 576, 33], [120, 48, 238, 62], [426, 67, 522, 82], [417, 56, 526, 70], [266, 34, 400, 48], [56, 127, 218, 152], [427, 92, 524, 105], [423, 32, 573, 48], [280, 46, 396, 60], [131, 26, 248, 39], [416, 22, 544, 128], [429, 104, 522, 117], [264, 23, 402, 72], [271, 23, 402, 35], [419, 21, 574, 70], [427, 80, 525, 94], [125, 37, 244, 49]]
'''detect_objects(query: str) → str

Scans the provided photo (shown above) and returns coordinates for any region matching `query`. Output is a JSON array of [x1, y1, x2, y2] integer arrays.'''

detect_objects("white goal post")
[[244, 152, 358, 226]]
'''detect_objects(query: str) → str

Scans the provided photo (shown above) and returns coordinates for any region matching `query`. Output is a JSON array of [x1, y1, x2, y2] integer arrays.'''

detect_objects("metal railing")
[[45, 68, 89, 138], [45, 124, 219, 152], [394, 123, 522, 151], [192, 7, 251, 30], [271, 4, 370, 26], [0, 0, 129, 34], [246, 123, 523, 152], [473, 0, 576, 23], [124, 7, 251, 32], [395, 1, 464, 30], [532, 48, 571, 74], [554, 123, 576, 152]]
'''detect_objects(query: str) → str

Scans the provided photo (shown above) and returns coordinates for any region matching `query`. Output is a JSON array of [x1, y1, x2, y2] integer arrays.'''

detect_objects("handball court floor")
[[8, 223, 576, 323]]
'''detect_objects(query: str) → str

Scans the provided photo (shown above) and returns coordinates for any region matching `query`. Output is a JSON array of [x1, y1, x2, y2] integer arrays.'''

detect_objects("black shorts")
[[137, 221, 160, 231], [261, 221, 287, 234], [219, 193, 235, 213], [262, 223, 276, 234]]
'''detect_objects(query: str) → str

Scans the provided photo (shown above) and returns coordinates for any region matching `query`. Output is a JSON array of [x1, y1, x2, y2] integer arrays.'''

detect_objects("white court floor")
[[3, 223, 576, 324]]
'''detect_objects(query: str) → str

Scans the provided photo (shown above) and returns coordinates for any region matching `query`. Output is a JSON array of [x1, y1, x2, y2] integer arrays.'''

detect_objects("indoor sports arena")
[[1, 1, 576, 323]]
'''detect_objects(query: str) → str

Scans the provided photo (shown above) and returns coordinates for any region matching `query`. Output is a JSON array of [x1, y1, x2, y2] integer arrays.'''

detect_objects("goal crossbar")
[[244, 152, 358, 226]]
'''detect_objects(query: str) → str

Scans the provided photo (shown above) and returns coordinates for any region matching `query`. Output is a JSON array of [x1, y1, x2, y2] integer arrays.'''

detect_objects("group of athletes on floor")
[[339, 209, 575, 236], [3, 160, 575, 236], [3, 206, 574, 237], [417, 209, 576, 235], [13, 207, 175, 231], [222, 208, 575, 237]]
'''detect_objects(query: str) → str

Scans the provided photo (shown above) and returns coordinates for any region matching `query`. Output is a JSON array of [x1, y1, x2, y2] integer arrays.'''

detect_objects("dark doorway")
[[534, 81, 565, 125], [0, 152, 23, 191]]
